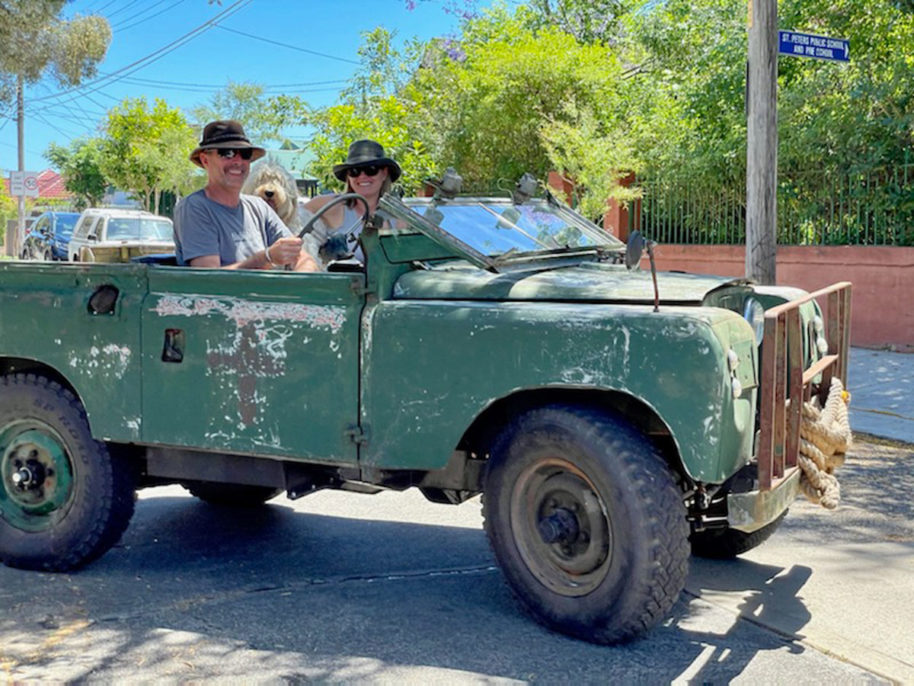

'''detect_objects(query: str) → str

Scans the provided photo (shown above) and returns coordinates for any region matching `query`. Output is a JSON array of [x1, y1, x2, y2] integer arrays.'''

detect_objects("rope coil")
[[796, 376, 852, 509]]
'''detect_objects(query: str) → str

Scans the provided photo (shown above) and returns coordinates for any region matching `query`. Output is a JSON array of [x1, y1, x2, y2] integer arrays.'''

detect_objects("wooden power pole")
[[746, 0, 778, 284]]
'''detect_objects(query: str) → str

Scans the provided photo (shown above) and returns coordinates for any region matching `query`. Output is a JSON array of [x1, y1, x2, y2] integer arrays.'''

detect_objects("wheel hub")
[[511, 458, 612, 596], [1, 426, 74, 527], [537, 506, 580, 545]]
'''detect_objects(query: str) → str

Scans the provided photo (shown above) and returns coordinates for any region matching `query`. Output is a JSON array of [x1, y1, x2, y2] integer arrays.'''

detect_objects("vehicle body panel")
[[0, 262, 145, 441], [361, 297, 757, 483], [140, 268, 362, 464]]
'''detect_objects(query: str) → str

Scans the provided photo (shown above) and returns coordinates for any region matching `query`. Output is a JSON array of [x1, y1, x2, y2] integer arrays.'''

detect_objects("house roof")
[[261, 146, 318, 181]]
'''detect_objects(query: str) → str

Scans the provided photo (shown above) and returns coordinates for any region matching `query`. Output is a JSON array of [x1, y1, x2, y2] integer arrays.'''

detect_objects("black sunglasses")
[[214, 148, 253, 160], [347, 165, 381, 178]]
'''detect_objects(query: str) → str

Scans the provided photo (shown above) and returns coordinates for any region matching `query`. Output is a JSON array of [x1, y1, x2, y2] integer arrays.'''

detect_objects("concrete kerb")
[[847, 347, 914, 445]]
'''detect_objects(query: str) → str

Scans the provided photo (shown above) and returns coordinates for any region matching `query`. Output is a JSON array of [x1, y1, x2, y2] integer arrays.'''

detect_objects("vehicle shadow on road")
[[2, 488, 863, 683]]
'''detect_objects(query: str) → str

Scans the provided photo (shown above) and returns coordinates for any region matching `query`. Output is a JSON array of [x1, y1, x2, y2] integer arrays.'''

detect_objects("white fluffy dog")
[[243, 158, 301, 230]]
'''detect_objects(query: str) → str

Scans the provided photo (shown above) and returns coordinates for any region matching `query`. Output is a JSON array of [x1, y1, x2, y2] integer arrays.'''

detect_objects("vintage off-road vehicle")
[[0, 183, 850, 644]]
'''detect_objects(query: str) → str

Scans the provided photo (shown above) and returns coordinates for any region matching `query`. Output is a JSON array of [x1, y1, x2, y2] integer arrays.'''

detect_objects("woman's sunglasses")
[[214, 148, 253, 160], [347, 165, 382, 178]]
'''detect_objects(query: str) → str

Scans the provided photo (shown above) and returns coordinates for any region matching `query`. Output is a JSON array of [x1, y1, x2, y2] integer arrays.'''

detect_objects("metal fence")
[[637, 156, 914, 246]]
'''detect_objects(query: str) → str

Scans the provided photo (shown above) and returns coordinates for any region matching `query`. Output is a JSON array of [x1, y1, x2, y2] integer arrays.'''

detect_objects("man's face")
[[201, 148, 251, 192]]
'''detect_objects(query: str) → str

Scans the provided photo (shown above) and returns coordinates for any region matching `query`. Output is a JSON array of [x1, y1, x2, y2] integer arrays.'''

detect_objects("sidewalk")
[[848, 347, 914, 444]]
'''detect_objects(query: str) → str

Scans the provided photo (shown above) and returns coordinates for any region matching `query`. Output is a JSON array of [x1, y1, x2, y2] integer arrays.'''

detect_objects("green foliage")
[[190, 81, 307, 144], [0, 2, 110, 104], [45, 138, 107, 210], [99, 98, 199, 213]]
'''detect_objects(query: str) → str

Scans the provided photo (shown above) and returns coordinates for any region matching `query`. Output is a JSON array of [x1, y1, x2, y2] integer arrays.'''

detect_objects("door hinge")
[[344, 426, 369, 444]]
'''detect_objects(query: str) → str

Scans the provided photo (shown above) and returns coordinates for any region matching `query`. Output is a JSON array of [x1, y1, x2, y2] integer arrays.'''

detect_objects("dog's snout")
[[264, 190, 274, 198]]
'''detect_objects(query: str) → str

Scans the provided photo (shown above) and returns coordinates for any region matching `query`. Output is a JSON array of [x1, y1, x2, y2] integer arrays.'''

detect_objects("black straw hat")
[[332, 139, 401, 182], [190, 120, 266, 167]]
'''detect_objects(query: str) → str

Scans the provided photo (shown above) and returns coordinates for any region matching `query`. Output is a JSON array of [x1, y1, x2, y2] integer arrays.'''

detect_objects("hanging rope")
[[797, 376, 852, 509]]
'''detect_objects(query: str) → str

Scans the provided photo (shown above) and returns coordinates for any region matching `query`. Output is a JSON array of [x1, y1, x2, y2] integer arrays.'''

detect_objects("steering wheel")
[[298, 193, 371, 239]]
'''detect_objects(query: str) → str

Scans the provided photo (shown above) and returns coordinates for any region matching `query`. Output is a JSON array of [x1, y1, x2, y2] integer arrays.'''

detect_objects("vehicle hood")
[[392, 261, 745, 304]]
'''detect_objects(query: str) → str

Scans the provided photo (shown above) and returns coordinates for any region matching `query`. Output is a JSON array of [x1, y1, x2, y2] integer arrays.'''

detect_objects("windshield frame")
[[378, 194, 624, 272]]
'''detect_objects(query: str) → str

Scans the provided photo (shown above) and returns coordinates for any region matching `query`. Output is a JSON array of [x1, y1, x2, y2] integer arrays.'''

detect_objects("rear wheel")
[[483, 405, 689, 644], [0, 374, 135, 571], [185, 482, 282, 507]]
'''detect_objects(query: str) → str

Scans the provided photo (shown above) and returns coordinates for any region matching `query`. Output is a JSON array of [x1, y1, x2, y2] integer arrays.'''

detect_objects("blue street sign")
[[779, 30, 850, 62]]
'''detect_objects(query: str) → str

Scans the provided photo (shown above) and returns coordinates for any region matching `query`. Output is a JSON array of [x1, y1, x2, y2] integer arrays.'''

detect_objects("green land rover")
[[0, 184, 850, 644]]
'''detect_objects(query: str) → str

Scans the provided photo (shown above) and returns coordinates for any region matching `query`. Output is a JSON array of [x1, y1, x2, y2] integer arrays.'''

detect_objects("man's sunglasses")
[[214, 148, 253, 160], [347, 165, 382, 178]]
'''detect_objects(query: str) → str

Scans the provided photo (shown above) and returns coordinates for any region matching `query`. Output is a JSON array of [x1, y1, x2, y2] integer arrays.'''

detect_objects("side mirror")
[[625, 231, 645, 270]]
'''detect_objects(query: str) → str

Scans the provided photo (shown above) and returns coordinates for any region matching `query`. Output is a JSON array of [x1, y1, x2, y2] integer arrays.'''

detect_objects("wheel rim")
[[510, 457, 612, 597], [0, 422, 75, 532]]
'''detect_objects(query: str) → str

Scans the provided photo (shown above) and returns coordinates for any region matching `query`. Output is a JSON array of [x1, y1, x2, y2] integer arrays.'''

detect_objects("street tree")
[[0, 0, 110, 254], [99, 98, 198, 214], [190, 81, 307, 145], [45, 138, 107, 211]]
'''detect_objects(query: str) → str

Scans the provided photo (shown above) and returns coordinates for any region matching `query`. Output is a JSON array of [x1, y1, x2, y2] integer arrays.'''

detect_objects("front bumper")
[[727, 467, 800, 532]]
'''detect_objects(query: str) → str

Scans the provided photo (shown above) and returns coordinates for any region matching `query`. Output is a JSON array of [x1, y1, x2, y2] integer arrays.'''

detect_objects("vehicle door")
[[28, 216, 50, 259], [140, 267, 364, 465], [69, 215, 99, 261]]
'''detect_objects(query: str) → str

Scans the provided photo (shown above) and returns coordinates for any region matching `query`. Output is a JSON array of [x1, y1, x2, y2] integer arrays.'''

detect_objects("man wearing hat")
[[174, 120, 318, 271], [302, 139, 401, 264]]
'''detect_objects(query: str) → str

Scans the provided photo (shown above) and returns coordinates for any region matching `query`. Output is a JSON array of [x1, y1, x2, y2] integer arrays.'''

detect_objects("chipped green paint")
[[0, 220, 816, 488]]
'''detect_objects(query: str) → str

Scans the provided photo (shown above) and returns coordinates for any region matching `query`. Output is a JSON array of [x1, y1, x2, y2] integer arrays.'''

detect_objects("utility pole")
[[14, 76, 26, 259], [745, 0, 778, 284]]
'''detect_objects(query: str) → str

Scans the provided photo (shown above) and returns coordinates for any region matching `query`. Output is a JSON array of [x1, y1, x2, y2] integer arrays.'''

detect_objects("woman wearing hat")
[[302, 139, 401, 264]]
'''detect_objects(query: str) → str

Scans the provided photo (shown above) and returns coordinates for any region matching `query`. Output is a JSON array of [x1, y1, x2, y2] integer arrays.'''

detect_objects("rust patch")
[[205, 323, 284, 427]]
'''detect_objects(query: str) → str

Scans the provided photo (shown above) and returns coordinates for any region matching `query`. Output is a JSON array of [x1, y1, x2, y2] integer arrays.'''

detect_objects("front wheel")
[[0, 374, 136, 571], [483, 405, 689, 644]]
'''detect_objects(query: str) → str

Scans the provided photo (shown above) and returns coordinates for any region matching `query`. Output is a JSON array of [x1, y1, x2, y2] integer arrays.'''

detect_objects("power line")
[[105, 0, 146, 21], [214, 25, 361, 65], [114, 0, 188, 32], [28, 0, 252, 107]]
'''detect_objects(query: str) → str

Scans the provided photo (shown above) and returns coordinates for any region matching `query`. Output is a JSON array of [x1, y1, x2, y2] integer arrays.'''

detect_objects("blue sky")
[[0, 0, 485, 173]]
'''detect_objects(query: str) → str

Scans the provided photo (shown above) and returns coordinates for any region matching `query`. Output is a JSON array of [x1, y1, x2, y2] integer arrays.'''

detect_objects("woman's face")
[[347, 165, 389, 198]]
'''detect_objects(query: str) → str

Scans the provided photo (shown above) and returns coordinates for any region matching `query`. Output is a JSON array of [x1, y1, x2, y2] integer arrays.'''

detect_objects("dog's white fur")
[[243, 158, 301, 230]]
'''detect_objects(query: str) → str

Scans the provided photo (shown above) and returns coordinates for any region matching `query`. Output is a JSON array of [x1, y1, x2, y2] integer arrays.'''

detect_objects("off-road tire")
[[0, 374, 135, 571], [689, 511, 787, 559], [483, 404, 690, 644], [185, 482, 282, 507]]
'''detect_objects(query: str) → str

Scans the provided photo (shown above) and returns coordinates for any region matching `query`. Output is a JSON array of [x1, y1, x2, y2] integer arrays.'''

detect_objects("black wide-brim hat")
[[190, 119, 266, 168], [332, 139, 401, 182]]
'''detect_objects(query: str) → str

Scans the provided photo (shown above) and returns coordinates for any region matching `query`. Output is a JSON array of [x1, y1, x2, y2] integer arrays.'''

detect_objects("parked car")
[[19, 211, 80, 261], [68, 208, 174, 262]]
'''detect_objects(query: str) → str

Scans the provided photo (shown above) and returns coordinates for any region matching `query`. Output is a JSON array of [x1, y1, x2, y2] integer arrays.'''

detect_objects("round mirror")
[[625, 230, 645, 270]]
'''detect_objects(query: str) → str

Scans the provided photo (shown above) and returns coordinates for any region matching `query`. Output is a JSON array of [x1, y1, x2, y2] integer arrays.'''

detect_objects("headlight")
[[743, 297, 766, 344]]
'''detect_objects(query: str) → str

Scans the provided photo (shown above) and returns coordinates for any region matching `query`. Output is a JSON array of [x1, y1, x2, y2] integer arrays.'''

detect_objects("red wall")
[[645, 245, 914, 351]]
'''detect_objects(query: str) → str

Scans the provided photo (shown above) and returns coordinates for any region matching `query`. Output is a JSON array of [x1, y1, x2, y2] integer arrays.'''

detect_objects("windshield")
[[55, 215, 78, 239], [400, 197, 624, 260], [105, 217, 173, 241]]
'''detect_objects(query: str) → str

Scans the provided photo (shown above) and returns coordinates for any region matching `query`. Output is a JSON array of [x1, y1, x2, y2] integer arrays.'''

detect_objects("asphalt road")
[[2, 439, 910, 684]]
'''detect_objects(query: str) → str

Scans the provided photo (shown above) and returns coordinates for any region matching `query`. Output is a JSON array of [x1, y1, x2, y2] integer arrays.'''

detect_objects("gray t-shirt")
[[173, 190, 291, 266]]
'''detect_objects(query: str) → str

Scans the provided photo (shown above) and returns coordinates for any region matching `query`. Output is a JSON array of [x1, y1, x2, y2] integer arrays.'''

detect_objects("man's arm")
[[189, 237, 319, 271]]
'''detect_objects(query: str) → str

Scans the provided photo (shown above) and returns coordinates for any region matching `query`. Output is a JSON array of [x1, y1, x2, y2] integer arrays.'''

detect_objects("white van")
[[68, 208, 174, 262]]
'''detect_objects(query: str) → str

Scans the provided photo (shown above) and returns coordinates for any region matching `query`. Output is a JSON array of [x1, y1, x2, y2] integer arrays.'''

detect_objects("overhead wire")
[[27, 0, 253, 107], [214, 25, 362, 65], [114, 0, 188, 32]]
